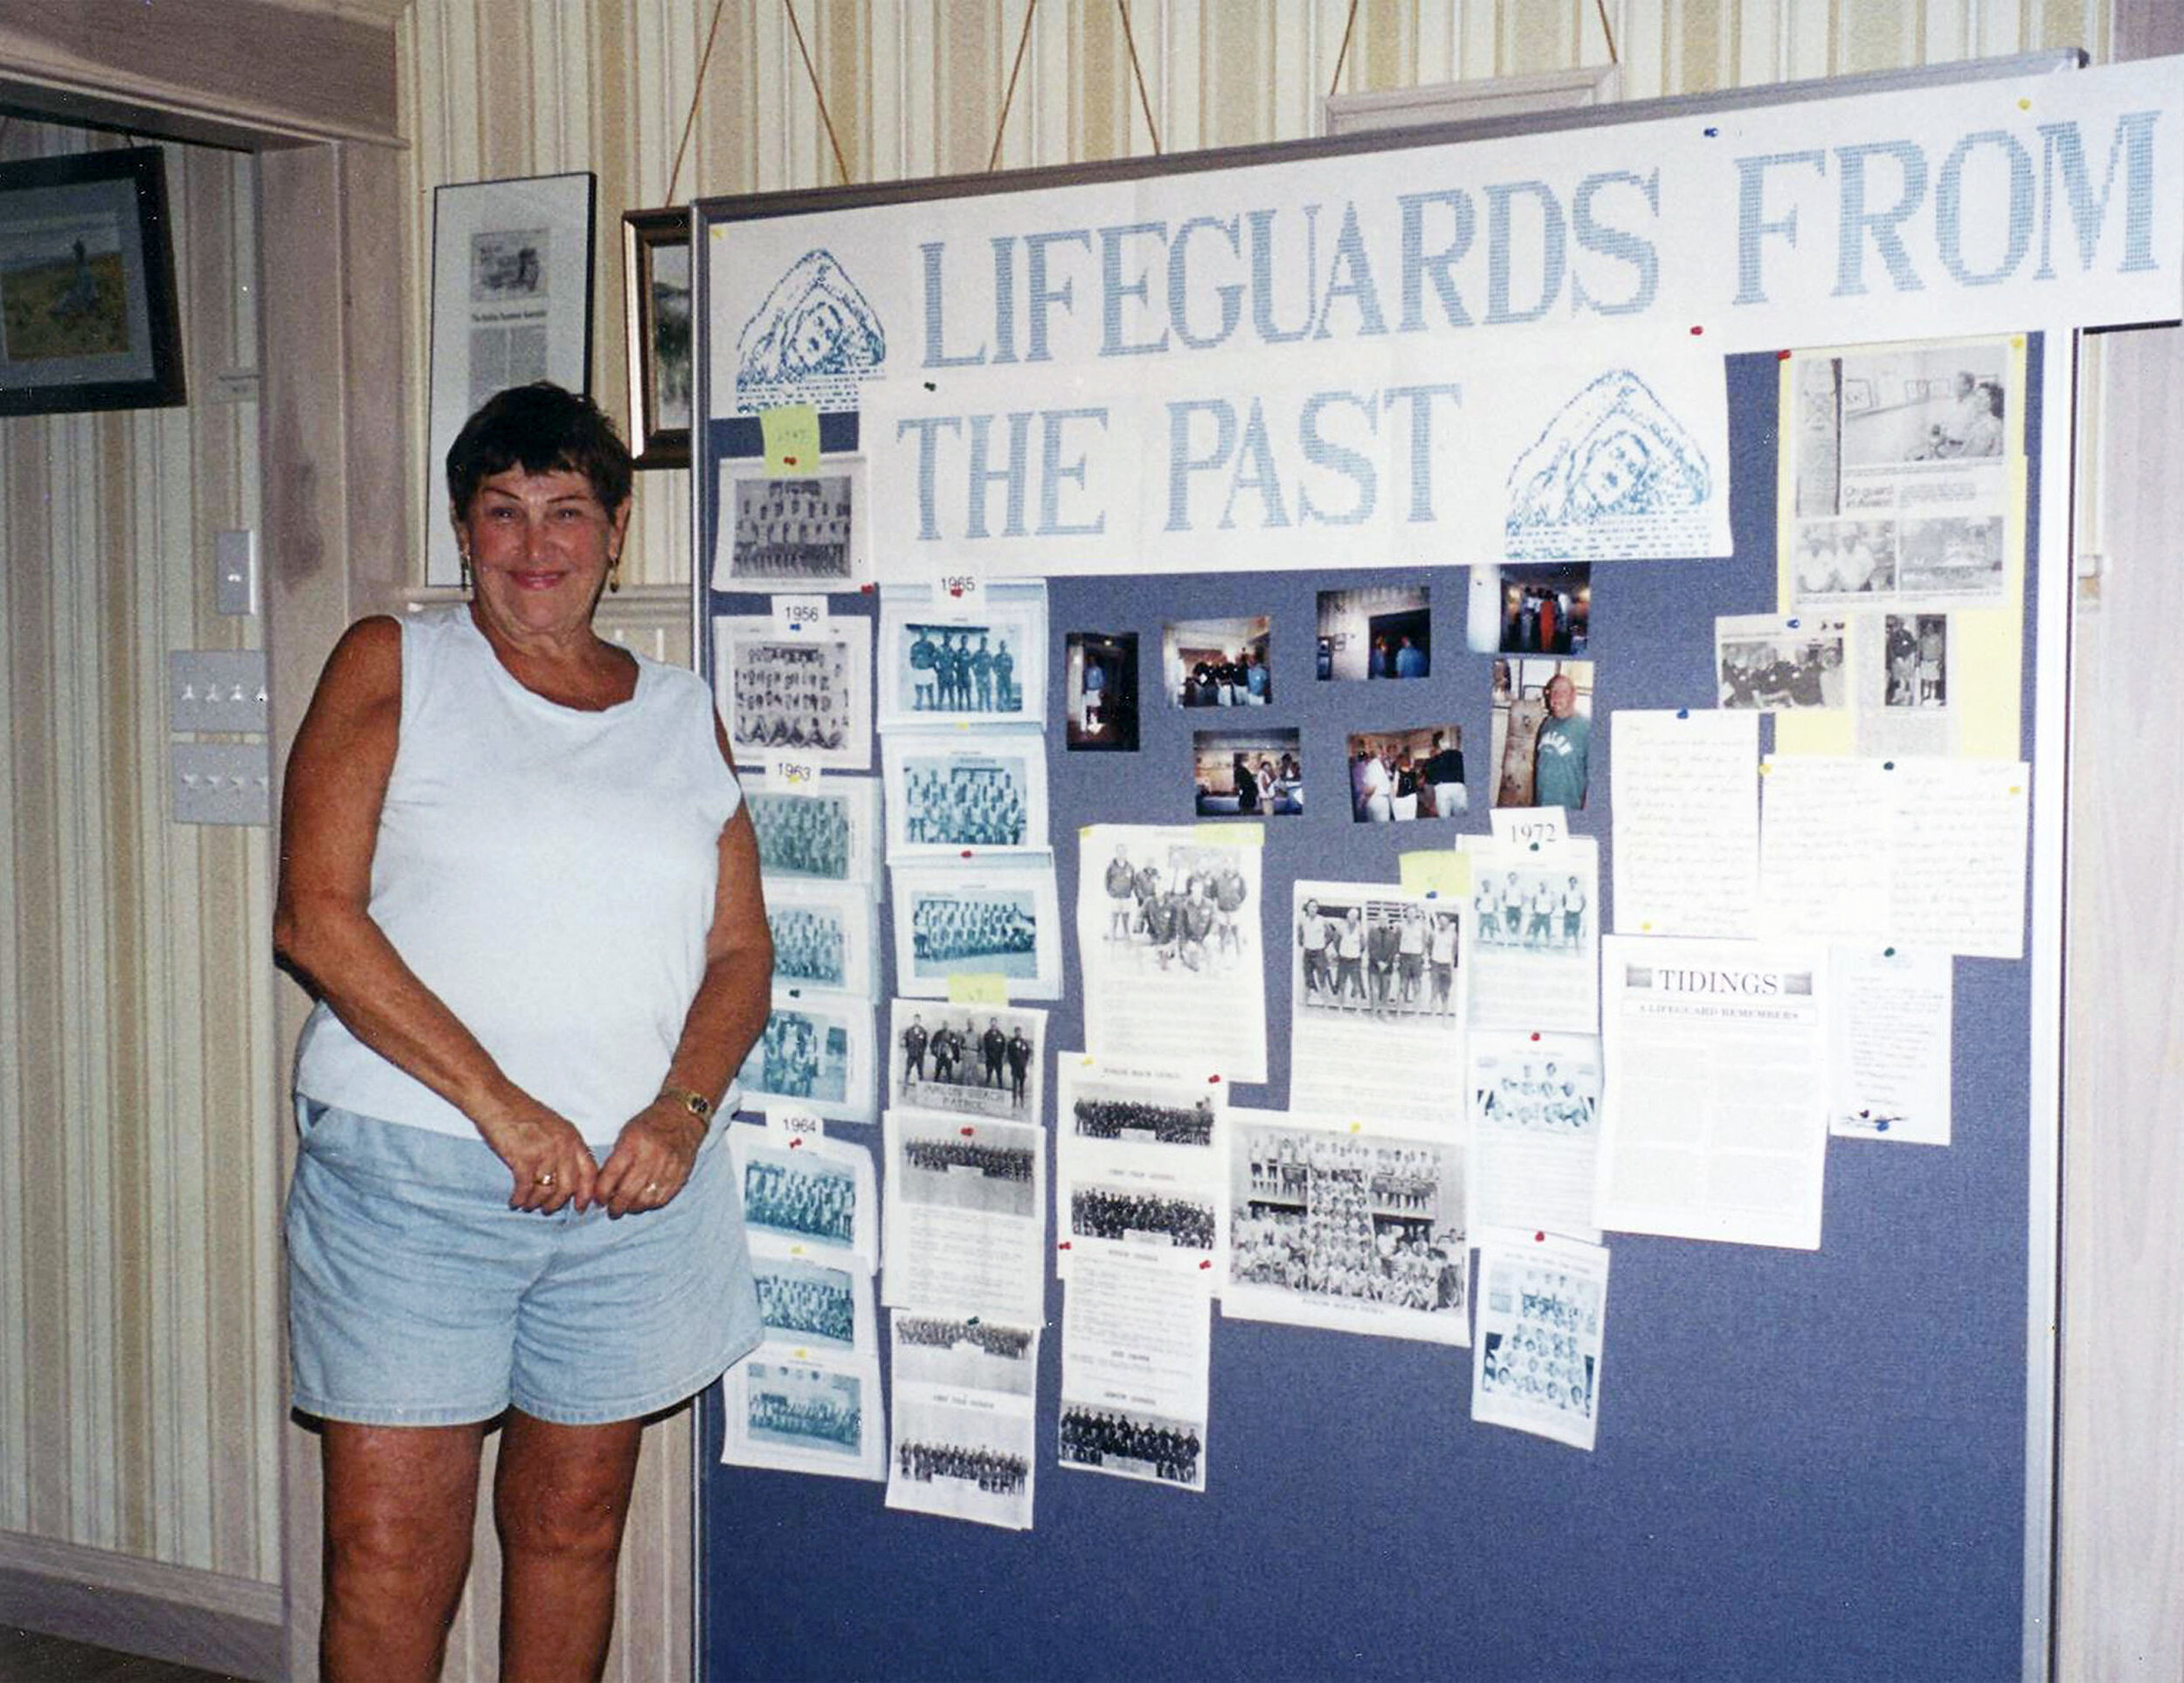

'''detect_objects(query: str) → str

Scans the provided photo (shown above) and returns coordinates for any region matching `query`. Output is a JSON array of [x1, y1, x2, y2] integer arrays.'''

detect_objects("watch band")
[[659, 1085, 714, 1125]]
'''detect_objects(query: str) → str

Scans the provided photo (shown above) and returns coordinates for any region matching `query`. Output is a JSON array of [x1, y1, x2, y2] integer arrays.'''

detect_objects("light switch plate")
[[169, 650, 268, 733], [171, 741, 272, 826], [215, 529, 258, 617]]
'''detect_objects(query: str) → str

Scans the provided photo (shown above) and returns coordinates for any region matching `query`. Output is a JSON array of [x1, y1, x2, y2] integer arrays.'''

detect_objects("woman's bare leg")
[[494, 1409, 646, 1683], [321, 1421, 486, 1682]]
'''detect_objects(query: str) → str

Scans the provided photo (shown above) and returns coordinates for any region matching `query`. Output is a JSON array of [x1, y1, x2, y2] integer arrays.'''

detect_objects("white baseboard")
[[0, 1529, 283, 1680]]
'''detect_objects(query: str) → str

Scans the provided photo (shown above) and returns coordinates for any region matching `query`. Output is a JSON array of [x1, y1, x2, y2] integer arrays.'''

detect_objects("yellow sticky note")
[[760, 404, 821, 475], [1399, 849, 1470, 900], [948, 973, 1010, 1005], [1196, 822, 1265, 846]]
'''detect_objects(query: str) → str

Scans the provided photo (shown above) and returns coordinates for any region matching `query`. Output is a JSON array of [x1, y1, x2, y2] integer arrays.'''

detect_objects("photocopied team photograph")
[[727, 1124, 877, 1267], [881, 728, 1048, 859], [888, 999, 1046, 1122], [743, 774, 880, 886], [712, 613, 873, 769], [876, 580, 1048, 728], [711, 456, 869, 591]]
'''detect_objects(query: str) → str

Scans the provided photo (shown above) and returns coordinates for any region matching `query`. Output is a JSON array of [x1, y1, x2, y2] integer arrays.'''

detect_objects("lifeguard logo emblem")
[[736, 249, 886, 415]]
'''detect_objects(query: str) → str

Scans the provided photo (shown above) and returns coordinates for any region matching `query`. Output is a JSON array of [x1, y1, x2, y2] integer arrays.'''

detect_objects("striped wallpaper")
[[0, 3, 2118, 1680], [0, 121, 283, 1595]]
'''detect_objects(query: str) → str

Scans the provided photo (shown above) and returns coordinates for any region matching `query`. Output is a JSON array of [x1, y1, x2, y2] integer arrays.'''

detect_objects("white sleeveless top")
[[294, 607, 743, 1143]]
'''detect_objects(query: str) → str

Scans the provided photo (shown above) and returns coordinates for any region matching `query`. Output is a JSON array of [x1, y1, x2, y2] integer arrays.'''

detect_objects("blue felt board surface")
[[694, 341, 2046, 1682]]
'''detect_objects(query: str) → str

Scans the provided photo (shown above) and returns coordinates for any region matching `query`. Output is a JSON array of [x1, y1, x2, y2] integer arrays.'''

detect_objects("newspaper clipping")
[[1060, 1247, 1212, 1494], [1596, 935, 1832, 1250], [1471, 1229, 1609, 1452], [1466, 1031, 1604, 1243], [1289, 881, 1466, 1132], [1076, 824, 1268, 1083], [881, 1111, 1046, 1323], [1787, 337, 2014, 610], [1464, 837, 1601, 1033]]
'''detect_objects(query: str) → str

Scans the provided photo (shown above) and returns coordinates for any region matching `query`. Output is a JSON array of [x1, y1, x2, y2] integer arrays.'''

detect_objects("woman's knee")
[[493, 1414, 642, 1562], [321, 1423, 482, 1593]]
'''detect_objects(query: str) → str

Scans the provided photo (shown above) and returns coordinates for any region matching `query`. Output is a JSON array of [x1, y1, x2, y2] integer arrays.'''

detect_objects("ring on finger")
[[535, 1170, 556, 1189], [642, 1179, 662, 1197]]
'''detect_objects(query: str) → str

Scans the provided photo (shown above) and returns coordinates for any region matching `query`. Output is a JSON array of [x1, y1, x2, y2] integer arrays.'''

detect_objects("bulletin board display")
[[682, 52, 2146, 1683]]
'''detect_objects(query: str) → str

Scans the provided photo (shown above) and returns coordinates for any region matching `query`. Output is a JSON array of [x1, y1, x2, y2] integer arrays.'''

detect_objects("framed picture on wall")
[[622, 206, 691, 470], [0, 147, 185, 417], [425, 170, 595, 584]]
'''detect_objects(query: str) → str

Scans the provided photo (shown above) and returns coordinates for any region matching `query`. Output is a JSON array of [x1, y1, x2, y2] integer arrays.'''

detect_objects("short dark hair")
[[446, 383, 632, 519]]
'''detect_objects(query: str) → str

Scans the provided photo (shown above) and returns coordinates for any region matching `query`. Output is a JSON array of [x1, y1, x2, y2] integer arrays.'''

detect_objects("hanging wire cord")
[[1115, 0, 1162, 155], [784, 0, 854, 187], [989, 0, 1040, 172]]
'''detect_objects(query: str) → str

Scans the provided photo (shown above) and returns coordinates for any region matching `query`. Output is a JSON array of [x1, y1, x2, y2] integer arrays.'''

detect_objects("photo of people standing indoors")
[[1164, 615, 1272, 707], [1347, 726, 1465, 822]]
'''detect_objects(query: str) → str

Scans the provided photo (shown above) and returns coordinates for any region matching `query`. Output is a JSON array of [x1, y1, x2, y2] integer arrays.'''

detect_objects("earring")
[[459, 550, 472, 592], [608, 552, 622, 594]]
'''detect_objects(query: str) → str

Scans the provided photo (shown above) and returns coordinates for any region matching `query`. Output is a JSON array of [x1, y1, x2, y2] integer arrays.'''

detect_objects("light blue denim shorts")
[[285, 1099, 762, 1428]]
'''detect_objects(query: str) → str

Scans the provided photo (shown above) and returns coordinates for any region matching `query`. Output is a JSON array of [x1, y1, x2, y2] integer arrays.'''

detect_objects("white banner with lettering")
[[708, 56, 2182, 576]]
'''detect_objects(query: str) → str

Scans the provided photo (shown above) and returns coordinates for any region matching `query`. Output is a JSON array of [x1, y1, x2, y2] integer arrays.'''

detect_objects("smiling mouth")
[[508, 570, 568, 590]]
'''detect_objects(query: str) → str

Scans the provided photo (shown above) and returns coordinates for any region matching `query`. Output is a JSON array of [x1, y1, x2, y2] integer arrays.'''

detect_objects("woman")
[[274, 384, 772, 1682]]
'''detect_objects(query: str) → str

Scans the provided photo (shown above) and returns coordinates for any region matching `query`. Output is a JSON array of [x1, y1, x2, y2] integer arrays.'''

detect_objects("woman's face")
[[458, 466, 629, 640]]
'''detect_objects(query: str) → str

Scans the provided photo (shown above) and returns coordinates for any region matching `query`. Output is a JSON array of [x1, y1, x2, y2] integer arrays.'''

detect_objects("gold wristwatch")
[[659, 1086, 714, 1126]]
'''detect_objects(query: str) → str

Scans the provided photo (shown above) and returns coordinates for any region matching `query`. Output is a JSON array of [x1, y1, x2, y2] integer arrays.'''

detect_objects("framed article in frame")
[[0, 148, 184, 417], [621, 206, 692, 470], [425, 171, 596, 585]]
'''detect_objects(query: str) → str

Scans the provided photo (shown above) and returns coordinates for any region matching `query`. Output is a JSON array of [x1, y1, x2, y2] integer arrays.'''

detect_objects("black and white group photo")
[[1228, 1126, 1466, 1321], [893, 1119, 1040, 1219], [1067, 1086, 1217, 1148], [1478, 1259, 1604, 1422], [887, 1396, 1038, 1527], [1295, 894, 1462, 1019], [1095, 838, 1255, 976], [715, 460, 863, 589], [738, 1000, 856, 1107], [1058, 1404, 1204, 1489], [905, 886, 1040, 981], [1716, 617, 1849, 710], [878, 582, 1047, 728], [892, 1002, 1043, 1120], [1470, 866, 1592, 956], [751, 1254, 860, 1349], [716, 617, 869, 767], [764, 886, 874, 995], [884, 733, 1045, 855], [902, 624, 1021, 714], [892, 1314, 1039, 1397], [1472, 1056, 1600, 1135], [740, 1151, 857, 1248], [746, 783, 869, 883], [741, 1362, 867, 1458], [1068, 1184, 1215, 1252]]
